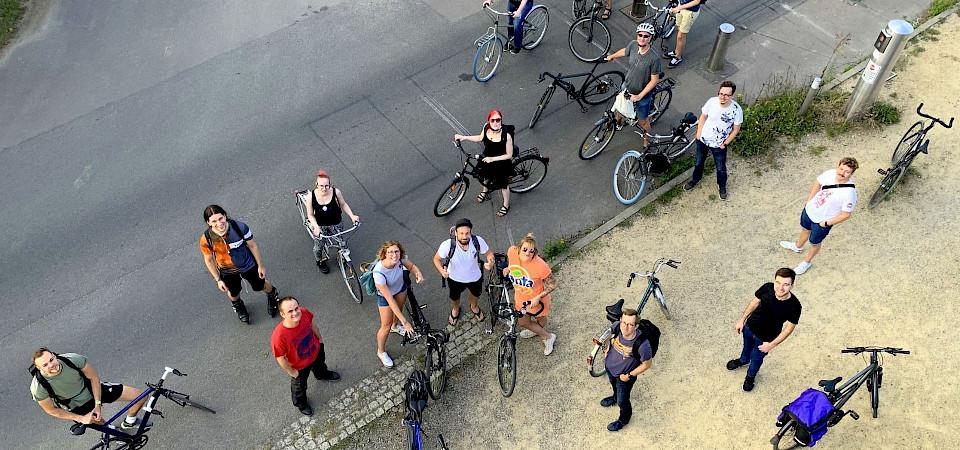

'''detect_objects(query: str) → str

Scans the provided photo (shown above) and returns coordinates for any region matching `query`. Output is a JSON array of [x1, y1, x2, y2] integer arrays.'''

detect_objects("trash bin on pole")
[[846, 20, 914, 121]]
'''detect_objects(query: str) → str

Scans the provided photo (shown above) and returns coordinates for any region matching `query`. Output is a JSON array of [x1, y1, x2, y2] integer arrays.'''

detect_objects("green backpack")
[[358, 259, 382, 296]]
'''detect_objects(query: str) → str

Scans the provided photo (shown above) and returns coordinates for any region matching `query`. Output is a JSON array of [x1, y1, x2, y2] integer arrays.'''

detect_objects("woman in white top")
[[371, 241, 424, 367]]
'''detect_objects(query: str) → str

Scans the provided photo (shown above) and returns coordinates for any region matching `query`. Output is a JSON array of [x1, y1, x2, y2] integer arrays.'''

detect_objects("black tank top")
[[311, 188, 342, 226]]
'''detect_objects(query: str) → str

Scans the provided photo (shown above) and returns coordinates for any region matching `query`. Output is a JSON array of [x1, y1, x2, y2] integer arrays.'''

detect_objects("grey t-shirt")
[[623, 43, 662, 95], [30, 353, 91, 410], [603, 321, 653, 376], [372, 257, 408, 296]]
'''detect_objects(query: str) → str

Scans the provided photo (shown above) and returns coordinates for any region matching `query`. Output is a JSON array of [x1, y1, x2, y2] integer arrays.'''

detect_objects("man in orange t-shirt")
[[505, 233, 558, 355]]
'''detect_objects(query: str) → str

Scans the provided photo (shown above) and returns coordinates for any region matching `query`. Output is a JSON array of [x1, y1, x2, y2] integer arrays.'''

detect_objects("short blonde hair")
[[376, 240, 407, 261], [517, 233, 538, 256]]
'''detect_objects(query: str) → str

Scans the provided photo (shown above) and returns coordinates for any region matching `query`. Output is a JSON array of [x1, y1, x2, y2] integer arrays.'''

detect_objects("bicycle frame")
[[476, 6, 513, 46], [537, 60, 612, 112]]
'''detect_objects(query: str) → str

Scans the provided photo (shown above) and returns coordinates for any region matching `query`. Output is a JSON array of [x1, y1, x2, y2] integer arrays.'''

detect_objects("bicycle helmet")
[[636, 23, 656, 35], [404, 370, 429, 419]]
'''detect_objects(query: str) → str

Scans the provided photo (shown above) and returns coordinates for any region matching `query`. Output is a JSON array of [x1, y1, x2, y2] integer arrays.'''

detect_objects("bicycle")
[[587, 258, 678, 377], [639, 0, 678, 55], [529, 58, 624, 128], [402, 369, 449, 450], [568, 0, 612, 62], [295, 190, 364, 304], [868, 103, 953, 209], [577, 73, 676, 160], [612, 112, 698, 204], [78, 367, 215, 449], [474, 4, 550, 82], [400, 273, 449, 400], [433, 139, 549, 217], [770, 347, 910, 449]]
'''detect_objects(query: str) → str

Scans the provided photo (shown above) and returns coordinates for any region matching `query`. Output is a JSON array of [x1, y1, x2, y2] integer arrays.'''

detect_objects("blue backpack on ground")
[[777, 388, 835, 447]]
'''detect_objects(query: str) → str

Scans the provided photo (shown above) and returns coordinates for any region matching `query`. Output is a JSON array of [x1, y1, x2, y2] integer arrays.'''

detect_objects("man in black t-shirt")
[[727, 268, 801, 391]]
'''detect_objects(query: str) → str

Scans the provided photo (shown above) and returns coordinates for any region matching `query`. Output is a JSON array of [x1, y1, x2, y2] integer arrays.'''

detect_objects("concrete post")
[[706, 24, 736, 72], [846, 20, 914, 121], [798, 77, 822, 116]]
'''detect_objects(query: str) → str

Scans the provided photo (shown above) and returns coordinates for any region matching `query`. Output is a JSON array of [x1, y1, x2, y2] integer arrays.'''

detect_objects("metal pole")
[[846, 20, 913, 121], [706, 24, 735, 72], [798, 77, 822, 116]]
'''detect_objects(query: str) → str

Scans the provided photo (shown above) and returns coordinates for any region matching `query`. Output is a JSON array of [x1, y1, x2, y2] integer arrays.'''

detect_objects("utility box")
[[846, 20, 914, 121]]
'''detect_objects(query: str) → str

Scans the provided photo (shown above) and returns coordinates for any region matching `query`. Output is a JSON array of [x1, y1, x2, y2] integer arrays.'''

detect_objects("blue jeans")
[[738, 325, 769, 377], [691, 139, 728, 190], [606, 371, 637, 423], [508, 2, 534, 49]]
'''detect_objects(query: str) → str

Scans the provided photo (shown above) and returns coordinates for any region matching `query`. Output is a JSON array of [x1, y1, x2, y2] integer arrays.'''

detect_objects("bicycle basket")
[[776, 388, 835, 447], [646, 153, 671, 176]]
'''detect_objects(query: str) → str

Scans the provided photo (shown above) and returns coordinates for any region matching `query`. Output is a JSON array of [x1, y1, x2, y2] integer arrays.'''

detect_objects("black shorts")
[[222, 264, 265, 297], [448, 278, 483, 300], [69, 382, 125, 415]]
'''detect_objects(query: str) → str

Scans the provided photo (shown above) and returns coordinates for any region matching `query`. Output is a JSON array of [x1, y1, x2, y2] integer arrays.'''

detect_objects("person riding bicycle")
[[605, 22, 662, 148], [432, 218, 495, 327], [454, 110, 515, 217], [503, 233, 557, 355], [482, 0, 532, 55], [304, 170, 360, 274], [30, 348, 150, 431]]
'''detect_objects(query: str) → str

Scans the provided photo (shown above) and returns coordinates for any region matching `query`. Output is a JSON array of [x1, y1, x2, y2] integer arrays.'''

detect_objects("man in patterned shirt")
[[684, 80, 743, 200]]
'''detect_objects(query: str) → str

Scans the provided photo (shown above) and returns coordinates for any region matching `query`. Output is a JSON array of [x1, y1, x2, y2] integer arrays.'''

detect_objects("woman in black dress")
[[454, 110, 514, 216]]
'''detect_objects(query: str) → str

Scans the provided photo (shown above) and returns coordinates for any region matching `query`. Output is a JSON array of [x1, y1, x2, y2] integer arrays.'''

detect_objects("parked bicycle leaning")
[[371, 241, 425, 368], [455, 110, 516, 217], [504, 233, 557, 355], [605, 23, 663, 148], [305, 170, 360, 274]]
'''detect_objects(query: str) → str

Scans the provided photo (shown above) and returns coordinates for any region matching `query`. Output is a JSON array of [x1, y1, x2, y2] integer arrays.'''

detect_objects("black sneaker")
[[683, 180, 698, 191], [318, 371, 341, 381], [232, 300, 250, 324], [317, 259, 330, 274], [266, 288, 279, 318], [510, 46, 521, 55], [719, 188, 728, 200], [600, 396, 616, 407], [726, 359, 746, 370], [743, 375, 756, 392], [607, 420, 626, 432], [120, 417, 153, 430], [296, 403, 313, 416]]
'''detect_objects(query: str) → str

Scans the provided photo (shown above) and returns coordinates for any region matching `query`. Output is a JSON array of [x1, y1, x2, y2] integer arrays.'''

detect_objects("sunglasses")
[[520, 248, 536, 254], [637, 33, 652, 39], [490, 118, 502, 123]]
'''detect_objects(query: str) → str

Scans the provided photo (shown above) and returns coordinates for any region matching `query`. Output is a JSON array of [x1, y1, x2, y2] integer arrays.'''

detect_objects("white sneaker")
[[795, 261, 812, 275], [390, 324, 404, 335], [518, 329, 537, 339], [779, 241, 802, 253], [378, 352, 394, 368], [543, 333, 557, 356]]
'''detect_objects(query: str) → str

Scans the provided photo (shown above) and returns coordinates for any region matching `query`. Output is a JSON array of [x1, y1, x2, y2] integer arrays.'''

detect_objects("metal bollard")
[[632, 0, 647, 18], [706, 23, 736, 72], [846, 20, 913, 121], [798, 77, 822, 116]]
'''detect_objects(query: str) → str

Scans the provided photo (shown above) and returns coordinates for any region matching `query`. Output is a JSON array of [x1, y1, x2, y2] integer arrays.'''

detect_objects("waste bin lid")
[[719, 23, 735, 34]]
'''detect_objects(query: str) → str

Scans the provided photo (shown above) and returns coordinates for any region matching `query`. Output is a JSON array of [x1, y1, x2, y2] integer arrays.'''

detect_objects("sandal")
[[448, 309, 460, 326], [497, 204, 509, 217], [477, 191, 490, 203], [470, 306, 485, 323], [601, 8, 611, 20]]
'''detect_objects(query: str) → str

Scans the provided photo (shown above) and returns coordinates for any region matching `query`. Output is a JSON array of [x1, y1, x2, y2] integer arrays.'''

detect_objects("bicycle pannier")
[[776, 388, 835, 447]]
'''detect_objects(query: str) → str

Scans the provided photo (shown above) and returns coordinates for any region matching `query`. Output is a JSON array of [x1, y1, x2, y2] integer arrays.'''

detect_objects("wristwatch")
[[95, 400, 102, 405]]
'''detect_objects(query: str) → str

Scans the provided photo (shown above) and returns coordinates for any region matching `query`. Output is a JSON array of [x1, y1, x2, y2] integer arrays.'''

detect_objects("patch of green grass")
[[309, 425, 323, 440], [640, 185, 683, 217], [889, 92, 898, 99], [809, 145, 828, 156], [825, 121, 851, 138], [708, 194, 718, 201], [842, 54, 870, 74], [542, 238, 571, 260], [0, 0, 25, 49], [656, 156, 696, 183], [730, 89, 820, 158], [927, 0, 959, 19], [867, 102, 900, 125], [910, 46, 926, 56], [617, 216, 634, 228]]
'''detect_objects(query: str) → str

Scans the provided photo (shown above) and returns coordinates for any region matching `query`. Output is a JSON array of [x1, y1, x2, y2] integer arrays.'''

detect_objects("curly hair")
[[376, 240, 407, 261]]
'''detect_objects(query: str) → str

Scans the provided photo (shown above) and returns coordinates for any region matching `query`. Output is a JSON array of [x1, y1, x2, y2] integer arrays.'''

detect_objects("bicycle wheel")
[[613, 150, 649, 205], [530, 86, 556, 129], [770, 419, 801, 450], [488, 282, 509, 332], [167, 391, 217, 414], [579, 114, 617, 160], [867, 163, 907, 209], [572, 0, 587, 18], [582, 70, 625, 105], [588, 332, 611, 377], [509, 156, 548, 193], [425, 339, 448, 400], [339, 254, 363, 304], [474, 38, 503, 82], [662, 125, 697, 159], [658, 12, 677, 40], [522, 5, 549, 50], [653, 285, 672, 320], [568, 17, 611, 63], [434, 176, 469, 217], [871, 370, 880, 418], [497, 337, 518, 397], [648, 88, 672, 125], [893, 121, 923, 164]]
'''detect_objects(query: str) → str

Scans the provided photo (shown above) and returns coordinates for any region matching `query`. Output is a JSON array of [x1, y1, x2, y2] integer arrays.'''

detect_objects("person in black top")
[[305, 171, 360, 274], [455, 110, 515, 217], [727, 267, 801, 391]]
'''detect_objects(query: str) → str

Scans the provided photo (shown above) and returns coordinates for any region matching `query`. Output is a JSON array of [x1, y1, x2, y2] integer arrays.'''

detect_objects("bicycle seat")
[[408, 398, 426, 416], [681, 112, 697, 124], [69, 422, 87, 436], [605, 298, 625, 322], [819, 376, 842, 392]]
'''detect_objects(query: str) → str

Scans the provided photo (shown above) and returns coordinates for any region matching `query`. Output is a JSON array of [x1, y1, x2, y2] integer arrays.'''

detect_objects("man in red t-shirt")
[[271, 297, 340, 415]]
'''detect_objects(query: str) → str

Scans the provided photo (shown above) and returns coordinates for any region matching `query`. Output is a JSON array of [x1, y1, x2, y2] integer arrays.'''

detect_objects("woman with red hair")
[[454, 110, 515, 217]]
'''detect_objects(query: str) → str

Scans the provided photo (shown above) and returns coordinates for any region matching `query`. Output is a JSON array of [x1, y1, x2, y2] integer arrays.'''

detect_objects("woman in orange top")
[[504, 233, 558, 355]]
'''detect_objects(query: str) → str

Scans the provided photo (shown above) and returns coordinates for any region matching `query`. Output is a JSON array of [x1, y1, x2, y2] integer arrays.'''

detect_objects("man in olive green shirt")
[[30, 348, 149, 429]]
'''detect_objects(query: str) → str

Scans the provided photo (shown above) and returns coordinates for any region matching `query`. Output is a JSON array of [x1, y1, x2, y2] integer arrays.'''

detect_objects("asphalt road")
[[0, 0, 927, 448]]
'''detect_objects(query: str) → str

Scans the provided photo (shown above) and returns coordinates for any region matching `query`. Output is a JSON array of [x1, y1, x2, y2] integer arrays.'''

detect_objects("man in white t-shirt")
[[684, 81, 743, 200], [780, 157, 859, 275], [433, 218, 494, 327]]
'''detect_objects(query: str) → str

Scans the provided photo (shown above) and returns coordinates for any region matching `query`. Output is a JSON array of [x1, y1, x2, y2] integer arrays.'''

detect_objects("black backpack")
[[440, 229, 483, 287], [612, 319, 661, 359], [29, 354, 91, 409]]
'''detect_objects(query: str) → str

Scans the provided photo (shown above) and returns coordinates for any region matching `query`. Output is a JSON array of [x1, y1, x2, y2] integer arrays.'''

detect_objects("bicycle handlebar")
[[627, 258, 679, 286], [453, 139, 482, 160], [483, 5, 513, 16], [315, 221, 360, 239], [841, 347, 910, 355], [917, 103, 954, 129]]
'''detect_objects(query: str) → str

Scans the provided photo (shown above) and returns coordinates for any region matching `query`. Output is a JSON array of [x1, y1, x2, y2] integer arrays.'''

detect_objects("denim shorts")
[[635, 95, 653, 119], [376, 283, 408, 307], [800, 208, 832, 245]]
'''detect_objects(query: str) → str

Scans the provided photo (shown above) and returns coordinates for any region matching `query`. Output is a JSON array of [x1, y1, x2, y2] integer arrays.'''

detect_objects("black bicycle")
[[434, 139, 549, 217], [400, 273, 449, 400], [529, 59, 624, 128], [612, 112, 698, 204], [78, 367, 215, 449], [770, 347, 910, 449], [568, 0, 612, 62], [402, 370, 449, 450], [640, 0, 678, 55], [578, 74, 676, 160], [868, 103, 953, 209]]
